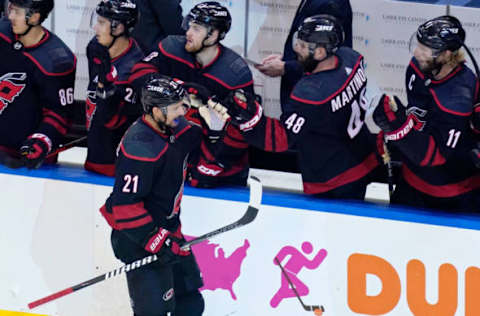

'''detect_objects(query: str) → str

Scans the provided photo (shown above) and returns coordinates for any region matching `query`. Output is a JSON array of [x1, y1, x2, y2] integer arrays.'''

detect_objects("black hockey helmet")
[[8, 0, 53, 23], [182, 1, 232, 41], [141, 75, 187, 115], [95, 0, 138, 35], [294, 14, 344, 55], [416, 15, 465, 52]]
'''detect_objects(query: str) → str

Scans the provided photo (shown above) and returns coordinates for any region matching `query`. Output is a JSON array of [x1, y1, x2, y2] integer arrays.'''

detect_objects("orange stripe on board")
[[0, 310, 47, 316]]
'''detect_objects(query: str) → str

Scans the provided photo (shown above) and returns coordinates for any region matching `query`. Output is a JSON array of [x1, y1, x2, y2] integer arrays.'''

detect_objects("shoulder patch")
[[0, 19, 13, 41], [114, 40, 144, 82], [27, 32, 76, 75], [121, 120, 168, 161], [431, 69, 476, 116], [291, 76, 325, 103], [159, 35, 194, 67], [206, 47, 253, 89]]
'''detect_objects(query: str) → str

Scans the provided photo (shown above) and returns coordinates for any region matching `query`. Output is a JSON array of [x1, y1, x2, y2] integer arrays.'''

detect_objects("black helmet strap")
[[200, 25, 219, 50]]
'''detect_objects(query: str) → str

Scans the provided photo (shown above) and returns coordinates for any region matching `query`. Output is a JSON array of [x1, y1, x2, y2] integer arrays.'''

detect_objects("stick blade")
[[237, 205, 258, 225]]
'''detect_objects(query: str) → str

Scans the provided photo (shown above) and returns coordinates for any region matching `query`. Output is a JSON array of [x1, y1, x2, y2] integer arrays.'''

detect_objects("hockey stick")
[[383, 139, 394, 199], [274, 257, 324, 314], [0, 136, 87, 169], [28, 176, 262, 309], [180, 175, 261, 250], [45, 136, 87, 159], [0, 150, 25, 169]]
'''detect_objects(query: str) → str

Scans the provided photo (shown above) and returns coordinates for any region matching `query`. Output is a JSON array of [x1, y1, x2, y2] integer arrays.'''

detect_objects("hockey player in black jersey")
[[100, 75, 229, 315], [371, 16, 480, 211], [129, 1, 254, 188], [0, 0, 76, 168], [225, 15, 379, 200], [472, 105, 480, 168], [84, 0, 143, 176]]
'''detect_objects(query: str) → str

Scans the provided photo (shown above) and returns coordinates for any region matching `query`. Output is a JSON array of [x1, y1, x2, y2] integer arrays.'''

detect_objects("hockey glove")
[[143, 227, 190, 264], [372, 94, 423, 142], [225, 89, 263, 132], [197, 98, 229, 142], [183, 82, 211, 105], [87, 39, 117, 99], [19, 134, 52, 169]]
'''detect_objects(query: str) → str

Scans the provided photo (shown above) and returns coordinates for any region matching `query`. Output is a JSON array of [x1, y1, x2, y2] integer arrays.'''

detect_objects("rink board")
[[1, 165, 480, 316]]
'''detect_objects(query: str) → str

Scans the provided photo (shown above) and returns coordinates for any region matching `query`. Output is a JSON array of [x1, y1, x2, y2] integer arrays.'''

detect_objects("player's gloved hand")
[[87, 39, 117, 99], [196, 159, 225, 177], [87, 39, 116, 84], [143, 228, 190, 264], [19, 134, 52, 169], [372, 94, 406, 133], [183, 82, 211, 105], [198, 97, 230, 142], [471, 143, 480, 169], [225, 89, 263, 132]]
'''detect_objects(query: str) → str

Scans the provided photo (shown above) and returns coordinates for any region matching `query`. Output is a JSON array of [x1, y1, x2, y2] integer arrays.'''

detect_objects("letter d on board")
[[347, 253, 401, 315]]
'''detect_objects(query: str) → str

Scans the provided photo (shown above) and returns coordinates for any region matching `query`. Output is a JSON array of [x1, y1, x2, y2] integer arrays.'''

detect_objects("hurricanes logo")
[[0, 72, 27, 114], [406, 106, 427, 131]]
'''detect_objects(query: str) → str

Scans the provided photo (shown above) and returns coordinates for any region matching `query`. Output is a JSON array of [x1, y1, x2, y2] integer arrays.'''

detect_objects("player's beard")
[[185, 39, 203, 54], [418, 58, 442, 77], [298, 54, 319, 73]]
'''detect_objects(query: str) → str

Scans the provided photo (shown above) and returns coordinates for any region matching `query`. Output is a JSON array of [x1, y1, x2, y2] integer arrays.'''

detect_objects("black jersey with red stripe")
[[101, 116, 202, 251], [0, 19, 76, 154], [242, 47, 379, 195], [130, 35, 254, 187], [84, 37, 144, 176], [392, 57, 480, 198]]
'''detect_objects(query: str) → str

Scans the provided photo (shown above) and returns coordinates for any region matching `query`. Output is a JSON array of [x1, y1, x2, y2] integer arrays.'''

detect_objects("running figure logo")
[[270, 242, 327, 308]]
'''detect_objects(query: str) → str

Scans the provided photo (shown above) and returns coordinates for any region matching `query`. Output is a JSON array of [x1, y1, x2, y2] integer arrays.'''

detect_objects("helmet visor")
[[409, 31, 440, 58], [181, 14, 208, 33], [5, 1, 27, 17], [89, 10, 98, 29], [292, 31, 316, 54], [181, 14, 193, 31], [292, 31, 307, 52], [182, 94, 191, 113]]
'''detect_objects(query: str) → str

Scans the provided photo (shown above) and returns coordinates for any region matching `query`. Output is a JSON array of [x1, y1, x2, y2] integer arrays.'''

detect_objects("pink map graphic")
[[185, 235, 250, 300]]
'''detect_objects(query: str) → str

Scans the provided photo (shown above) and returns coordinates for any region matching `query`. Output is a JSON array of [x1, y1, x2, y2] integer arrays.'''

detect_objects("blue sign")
[[392, 0, 480, 7]]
